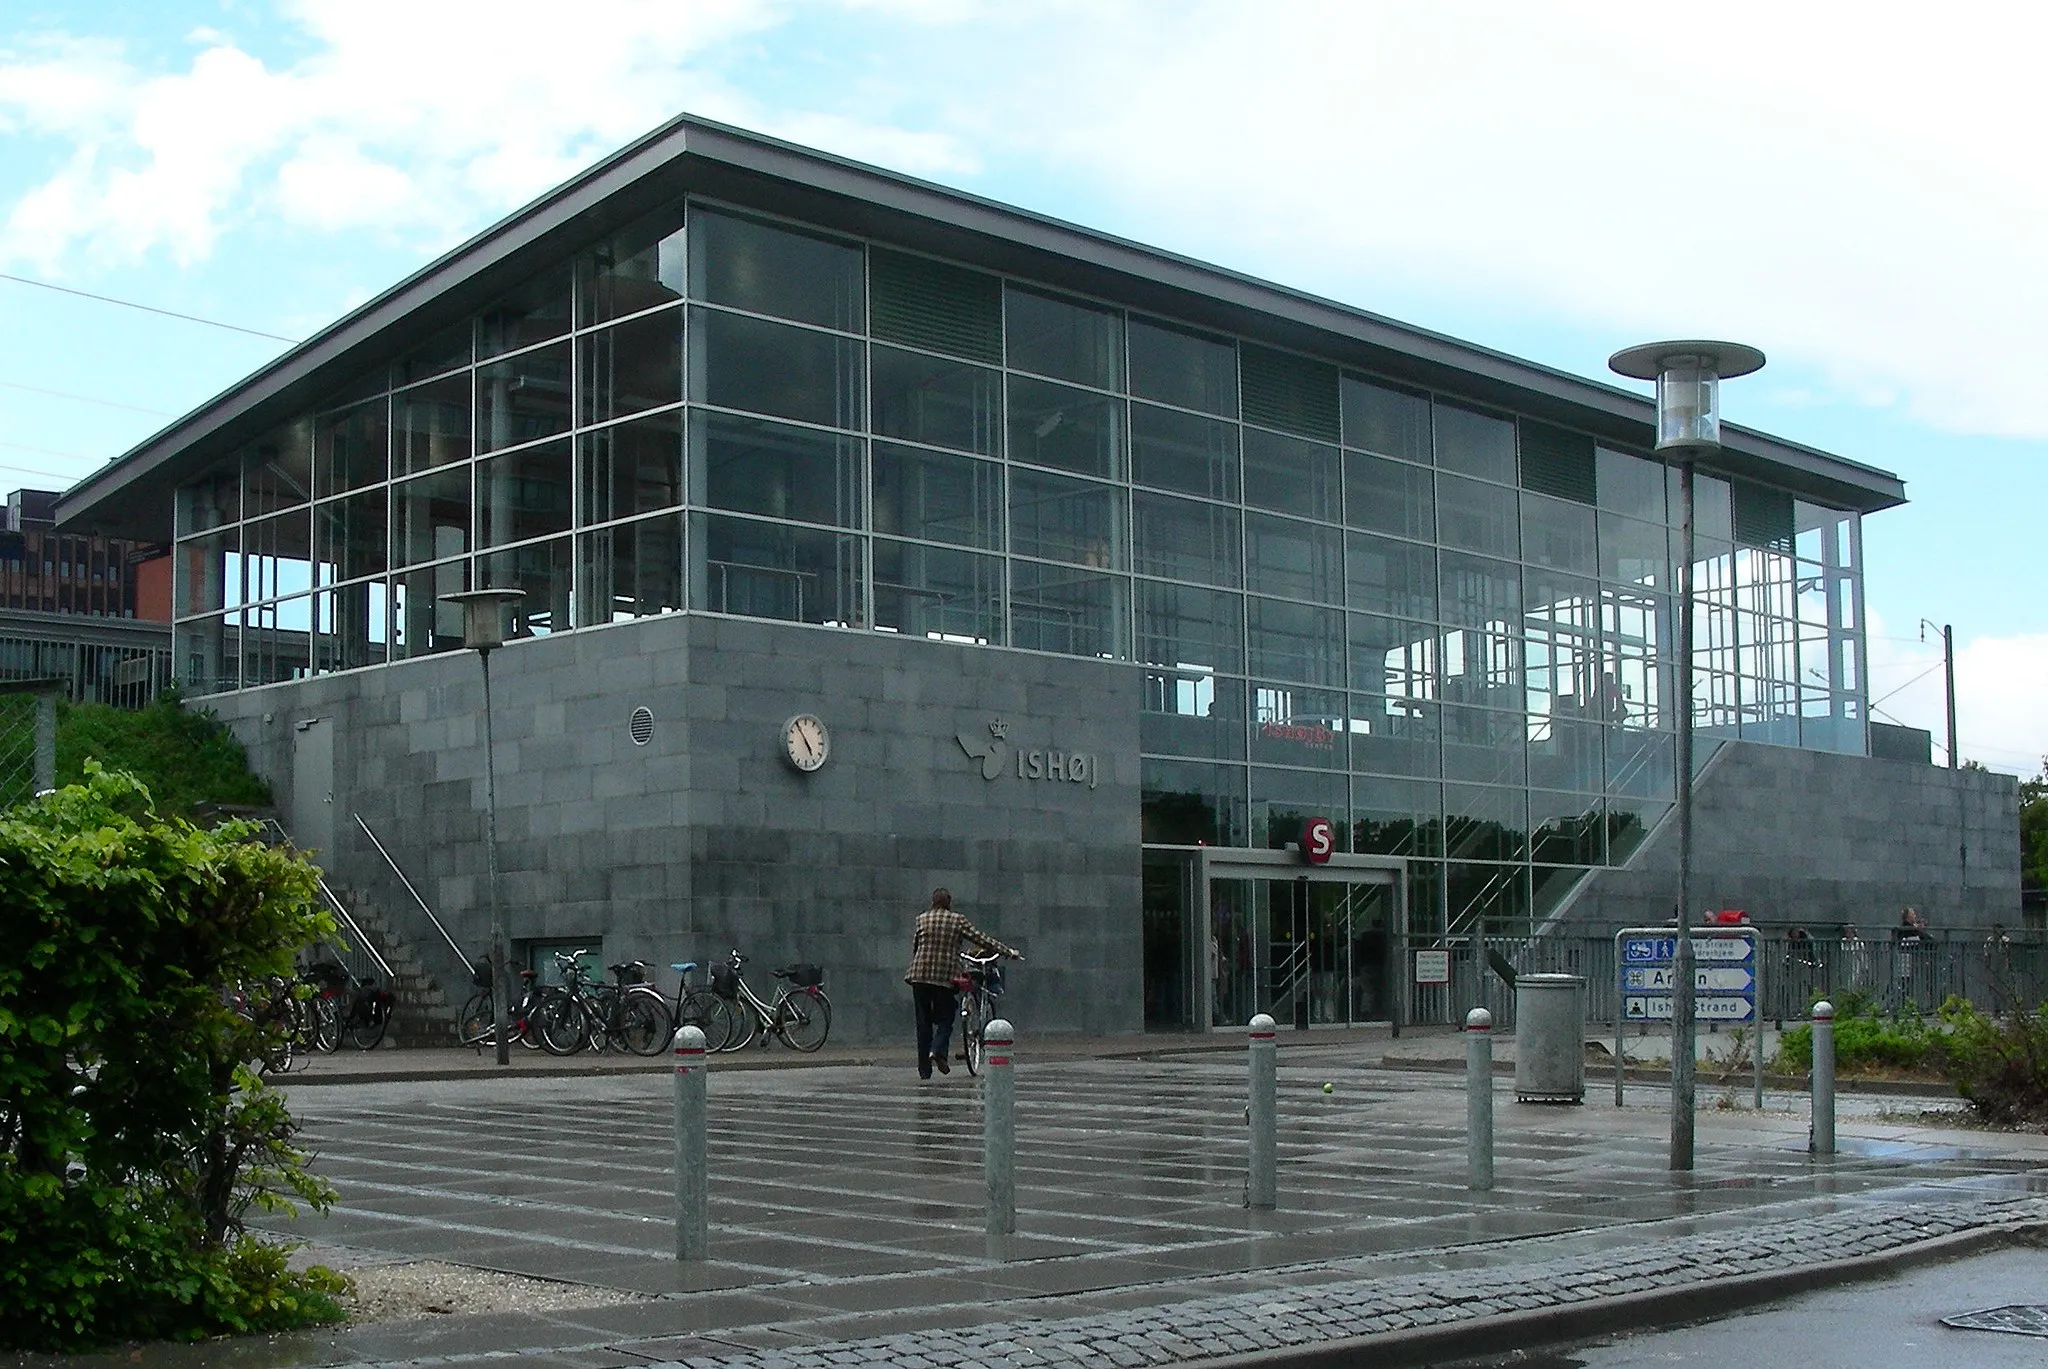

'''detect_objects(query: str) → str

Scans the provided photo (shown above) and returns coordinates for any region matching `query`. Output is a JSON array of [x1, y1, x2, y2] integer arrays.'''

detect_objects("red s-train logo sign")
[[1301, 816, 1334, 864]]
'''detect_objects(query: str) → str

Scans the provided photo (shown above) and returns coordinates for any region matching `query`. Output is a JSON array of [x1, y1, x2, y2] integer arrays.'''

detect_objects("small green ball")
[[1322, 1081, 1335, 1094]]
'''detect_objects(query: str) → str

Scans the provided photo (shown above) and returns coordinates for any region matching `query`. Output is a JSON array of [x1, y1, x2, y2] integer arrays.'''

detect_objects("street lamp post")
[[441, 587, 527, 1066], [1609, 341, 1764, 1173]]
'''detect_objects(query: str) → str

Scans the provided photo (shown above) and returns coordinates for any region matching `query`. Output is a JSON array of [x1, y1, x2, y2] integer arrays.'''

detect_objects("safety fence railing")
[[1402, 930, 2048, 1031]]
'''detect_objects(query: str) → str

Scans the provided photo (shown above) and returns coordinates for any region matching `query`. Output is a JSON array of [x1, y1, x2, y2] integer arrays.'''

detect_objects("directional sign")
[[1622, 966, 1756, 992], [1621, 936, 1754, 965], [1623, 995, 1755, 1023]]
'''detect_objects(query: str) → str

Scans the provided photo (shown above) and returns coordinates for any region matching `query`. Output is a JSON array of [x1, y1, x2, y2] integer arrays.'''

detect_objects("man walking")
[[905, 888, 1022, 1079]]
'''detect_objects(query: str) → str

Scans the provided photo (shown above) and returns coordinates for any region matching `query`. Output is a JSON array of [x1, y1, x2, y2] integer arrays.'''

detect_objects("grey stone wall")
[[1560, 740, 2021, 934], [208, 613, 1143, 1048]]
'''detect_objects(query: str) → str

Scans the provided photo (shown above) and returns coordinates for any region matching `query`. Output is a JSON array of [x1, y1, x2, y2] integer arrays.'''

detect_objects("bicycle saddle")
[[670, 961, 698, 974]]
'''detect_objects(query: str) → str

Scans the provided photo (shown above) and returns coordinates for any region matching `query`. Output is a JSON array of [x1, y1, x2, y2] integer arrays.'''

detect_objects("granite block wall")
[[207, 613, 1144, 1047]]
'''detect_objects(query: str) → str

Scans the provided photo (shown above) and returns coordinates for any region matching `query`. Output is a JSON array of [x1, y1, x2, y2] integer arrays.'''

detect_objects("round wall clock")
[[781, 713, 830, 772]]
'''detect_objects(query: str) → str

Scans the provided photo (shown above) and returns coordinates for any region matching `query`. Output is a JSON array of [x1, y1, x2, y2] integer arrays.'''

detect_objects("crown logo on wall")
[[988, 719, 1009, 739]]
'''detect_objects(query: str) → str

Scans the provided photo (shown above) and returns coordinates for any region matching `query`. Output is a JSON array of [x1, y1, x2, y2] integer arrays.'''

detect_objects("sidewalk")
[[21, 1032, 2037, 1369]]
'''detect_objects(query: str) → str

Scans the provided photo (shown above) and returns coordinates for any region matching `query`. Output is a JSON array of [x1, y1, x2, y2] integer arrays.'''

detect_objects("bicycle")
[[709, 950, 831, 1052], [664, 959, 738, 1052], [457, 960, 544, 1052], [954, 950, 1010, 1076], [536, 953, 668, 1056]]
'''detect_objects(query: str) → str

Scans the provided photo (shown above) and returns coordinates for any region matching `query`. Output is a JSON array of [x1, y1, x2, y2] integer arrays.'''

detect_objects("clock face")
[[782, 714, 829, 772]]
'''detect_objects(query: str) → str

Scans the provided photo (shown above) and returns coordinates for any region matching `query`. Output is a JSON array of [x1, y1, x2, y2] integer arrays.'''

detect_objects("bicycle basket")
[[470, 959, 492, 989], [711, 964, 740, 999], [611, 960, 649, 985], [782, 962, 824, 989]]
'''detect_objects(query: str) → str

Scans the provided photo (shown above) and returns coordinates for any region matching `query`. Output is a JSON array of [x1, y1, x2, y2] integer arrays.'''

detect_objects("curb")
[[1199, 1219, 2048, 1369], [1373, 1054, 1965, 1100]]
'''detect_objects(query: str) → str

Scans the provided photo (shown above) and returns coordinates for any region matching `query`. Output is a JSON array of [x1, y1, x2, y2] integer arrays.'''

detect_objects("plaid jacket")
[[903, 908, 1018, 986]]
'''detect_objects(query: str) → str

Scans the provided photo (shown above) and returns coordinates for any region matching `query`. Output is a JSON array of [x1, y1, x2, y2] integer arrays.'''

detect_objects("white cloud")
[[1867, 611, 2047, 777]]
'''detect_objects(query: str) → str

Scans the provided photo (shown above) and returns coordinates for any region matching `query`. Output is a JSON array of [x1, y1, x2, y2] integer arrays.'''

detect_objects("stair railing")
[[251, 818, 394, 983], [353, 812, 473, 977]]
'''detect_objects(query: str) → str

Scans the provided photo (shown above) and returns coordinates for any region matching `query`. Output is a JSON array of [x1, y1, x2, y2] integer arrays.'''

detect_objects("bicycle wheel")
[[347, 990, 390, 1051], [776, 989, 831, 1053], [615, 991, 668, 1056], [961, 992, 985, 1076], [677, 988, 734, 1052], [720, 997, 759, 1052], [458, 992, 495, 1049], [536, 988, 588, 1055], [584, 989, 618, 1053], [312, 992, 343, 1053]]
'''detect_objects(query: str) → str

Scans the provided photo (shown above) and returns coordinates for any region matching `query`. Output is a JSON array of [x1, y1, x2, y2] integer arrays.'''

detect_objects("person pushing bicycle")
[[904, 888, 1022, 1079]]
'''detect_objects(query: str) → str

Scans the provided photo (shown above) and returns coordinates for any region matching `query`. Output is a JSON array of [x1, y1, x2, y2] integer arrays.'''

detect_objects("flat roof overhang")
[[57, 115, 1906, 542]]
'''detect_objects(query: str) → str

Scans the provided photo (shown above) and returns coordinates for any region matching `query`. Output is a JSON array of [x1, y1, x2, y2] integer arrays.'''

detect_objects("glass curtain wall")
[[171, 196, 1868, 934]]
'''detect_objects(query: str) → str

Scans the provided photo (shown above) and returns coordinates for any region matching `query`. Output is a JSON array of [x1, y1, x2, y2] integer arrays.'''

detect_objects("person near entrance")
[[904, 888, 1022, 1079]]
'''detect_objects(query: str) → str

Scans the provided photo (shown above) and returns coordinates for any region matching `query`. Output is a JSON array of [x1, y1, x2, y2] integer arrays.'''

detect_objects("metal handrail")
[[353, 812, 471, 970], [249, 817, 395, 981]]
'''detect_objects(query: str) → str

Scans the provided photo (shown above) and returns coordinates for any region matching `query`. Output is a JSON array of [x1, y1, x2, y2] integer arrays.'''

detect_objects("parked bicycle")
[[708, 950, 831, 1052], [533, 952, 668, 1056], [664, 959, 738, 1052], [457, 960, 544, 1052], [303, 960, 395, 1052], [955, 950, 1009, 1076]]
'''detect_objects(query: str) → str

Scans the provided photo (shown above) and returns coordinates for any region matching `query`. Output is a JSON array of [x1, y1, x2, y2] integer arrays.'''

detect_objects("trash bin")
[[1514, 973, 1586, 1104]]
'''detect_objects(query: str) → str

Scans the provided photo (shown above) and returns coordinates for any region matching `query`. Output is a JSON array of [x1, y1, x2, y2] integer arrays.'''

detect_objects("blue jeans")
[[912, 983, 958, 1075]]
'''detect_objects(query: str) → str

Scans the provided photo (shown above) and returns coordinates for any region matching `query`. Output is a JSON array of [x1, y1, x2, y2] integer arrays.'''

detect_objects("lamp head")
[[439, 588, 527, 652], [1609, 340, 1764, 453]]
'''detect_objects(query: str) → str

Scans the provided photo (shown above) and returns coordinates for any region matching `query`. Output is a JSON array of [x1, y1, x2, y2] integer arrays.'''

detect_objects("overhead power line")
[[0, 271, 299, 343], [0, 379, 172, 417]]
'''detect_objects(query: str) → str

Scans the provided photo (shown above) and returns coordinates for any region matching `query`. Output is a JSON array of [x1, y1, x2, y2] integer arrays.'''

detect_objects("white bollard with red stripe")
[[673, 1025, 708, 1260], [1467, 1007, 1494, 1191], [1248, 1013, 1277, 1209], [984, 1019, 1016, 1239]]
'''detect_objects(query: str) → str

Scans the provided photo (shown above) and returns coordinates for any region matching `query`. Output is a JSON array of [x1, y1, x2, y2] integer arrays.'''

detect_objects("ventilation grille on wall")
[[870, 250, 1002, 364], [1240, 344, 1340, 443], [1731, 481, 1795, 550], [629, 706, 655, 747], [1519, 421, 1598, 505]]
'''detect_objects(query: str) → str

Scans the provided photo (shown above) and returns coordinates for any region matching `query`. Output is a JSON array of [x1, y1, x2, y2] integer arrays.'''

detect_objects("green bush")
[[1770, 991, 1939, 1075], [1936, 998, 2048, 1127], [55, 690, 271, 818], [0, 766, 346, 1351]]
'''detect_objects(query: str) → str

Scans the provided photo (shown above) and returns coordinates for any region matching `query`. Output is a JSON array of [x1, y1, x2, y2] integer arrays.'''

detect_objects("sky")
[[0, 0, 2041, 775]]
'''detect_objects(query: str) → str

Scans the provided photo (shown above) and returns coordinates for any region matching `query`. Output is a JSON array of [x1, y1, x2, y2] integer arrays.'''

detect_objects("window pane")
[[478, 264, 571, 359], [1521, 490, 1597, 574], [581, 413, 683, 524], [1251, 767, 1348, 849], [1341, 376, 1430, 463], [1128, 316, 1236, 416], [1245, 512, 1341, 603], [1349, 695, 1440, 778], [479, 439, 572, 547], [1242, 428, 1341, 521], [1445, 785, 1528, 862], [1136, 580, 1243, 673], [1530, 791, 1604, 864], [1142, 758, 1248, 846], [579, 211, 686, 325], [395, 374, 471, 475], [240, 595, 311, 687], [1434, 402, 1515, 483], [176, 468, 240, 536], [1436, 471, 1518, 557], [1005, 285, 1122, 390], [1010, 562, 1127, 659], [478, 342, 572, 453], [479, 536, 572, 636], [576, 513, 683, 625], [390, 559, 470, 659], [1009, 469, 1124, 567], [1597, 446, 1664, 521], [1131, 402, 1238, 501], [1246, 596, 1343, 686], [312, 580, 387, 674], [872, 442, 1001, 549], [873, 539, 1003, 644], [1006, 375, 1123, 478], [314, 490, 387, 584], [1439, 550, 1520, 628], [1344, 450, 1432, 541], [690, 412, 861, 529], [316, 398, 388, 498], [693, 513, 863, 626], [391, 468, 472, 570], [396, 320, 471, 385], [1349, 612, 1438, 700], [244, 423, 314, 517], [1442, 703, 1526, 784], [241, 510, 314, 602], [1251, 682, 1347, 770], [1352, 775, 1442, 857], [688, 207, 864, 332], [175, 529, 236, 616], [1346, 532, 1437, 620], [1598, 512, 1668, 585], [690, 307, 862, 430], [1133, 492, 1241, 586], [870, 344, 999, 454], [1142, 672, 1246, 760], [581, 309, 681, 425]]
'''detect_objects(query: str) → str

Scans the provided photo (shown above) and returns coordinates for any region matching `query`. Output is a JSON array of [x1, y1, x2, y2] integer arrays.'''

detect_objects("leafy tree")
[[0, 766, 346, 1351], [2021, 758, 2048, 899]]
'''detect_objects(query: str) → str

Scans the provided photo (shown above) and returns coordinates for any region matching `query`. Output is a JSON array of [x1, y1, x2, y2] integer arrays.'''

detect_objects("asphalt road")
[[1446, 1240, 2048, 1368]]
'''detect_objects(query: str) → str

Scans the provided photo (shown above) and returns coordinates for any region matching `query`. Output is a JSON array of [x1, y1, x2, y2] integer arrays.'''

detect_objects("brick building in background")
[[0, 488, 172, 706]]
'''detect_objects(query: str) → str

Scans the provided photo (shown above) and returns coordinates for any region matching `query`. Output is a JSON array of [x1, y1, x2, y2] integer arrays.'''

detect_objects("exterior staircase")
[[322, 882, 462, 1047]]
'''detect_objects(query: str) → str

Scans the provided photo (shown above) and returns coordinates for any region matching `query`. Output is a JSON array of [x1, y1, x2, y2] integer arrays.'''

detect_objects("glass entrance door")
[[1206, 874, 1395, 1028]]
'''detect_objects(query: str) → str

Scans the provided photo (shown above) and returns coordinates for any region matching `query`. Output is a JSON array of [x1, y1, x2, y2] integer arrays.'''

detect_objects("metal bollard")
[[1247, 1013, 1277, 1210], [984, 1018, 1016, 1239], [1810, 1001, 1835, 1157], [673, 1025, 708, 1261], [1467, 1007, 1494, 1191]]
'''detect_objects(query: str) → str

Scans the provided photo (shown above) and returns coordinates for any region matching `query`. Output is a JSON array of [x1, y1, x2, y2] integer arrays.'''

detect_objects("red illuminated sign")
[[1301, 816, 1335, 864]]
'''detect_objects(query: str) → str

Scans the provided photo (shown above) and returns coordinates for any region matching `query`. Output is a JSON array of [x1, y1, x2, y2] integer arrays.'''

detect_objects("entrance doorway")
[[1142, 847, 1404, 1031]]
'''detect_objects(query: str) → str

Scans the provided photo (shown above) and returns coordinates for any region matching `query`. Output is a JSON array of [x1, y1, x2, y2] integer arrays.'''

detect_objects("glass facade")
[[169, 199, 1869, 938]]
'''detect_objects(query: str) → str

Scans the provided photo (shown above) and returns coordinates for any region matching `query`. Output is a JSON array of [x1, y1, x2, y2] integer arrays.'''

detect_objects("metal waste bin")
[[1514, 973, 1586, 1103]]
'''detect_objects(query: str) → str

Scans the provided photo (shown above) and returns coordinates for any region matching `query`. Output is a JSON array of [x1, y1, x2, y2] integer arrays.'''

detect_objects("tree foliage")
[[0, 767, 346, 1351], [2020, 758, 2048, 898]]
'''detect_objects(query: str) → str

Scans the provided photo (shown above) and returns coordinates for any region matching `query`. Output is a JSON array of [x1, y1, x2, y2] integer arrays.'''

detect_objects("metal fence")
[[0, 628, 173, 709], [1404, 930, 2048, 1031], [0, 682, 58, 811]]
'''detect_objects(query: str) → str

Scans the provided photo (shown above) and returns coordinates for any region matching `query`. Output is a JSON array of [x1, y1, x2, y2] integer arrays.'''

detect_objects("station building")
[[56, 117, 2018, 1041]]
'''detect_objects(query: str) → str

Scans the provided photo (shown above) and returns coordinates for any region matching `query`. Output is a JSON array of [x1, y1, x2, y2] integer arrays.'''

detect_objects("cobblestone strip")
[[625, 1197, 2048, 1369]]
